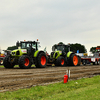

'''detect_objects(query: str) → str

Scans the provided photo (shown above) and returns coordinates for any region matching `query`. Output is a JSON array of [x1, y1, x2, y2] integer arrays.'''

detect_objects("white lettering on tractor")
[[21, 50, 27, 53]]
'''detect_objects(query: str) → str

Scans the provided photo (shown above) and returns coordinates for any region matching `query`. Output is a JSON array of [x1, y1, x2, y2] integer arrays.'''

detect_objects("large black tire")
[[69, 54, 78, 66], [64, 57, 68, 66], [55, 56, 65, 66], [19, 55, 32, 69], [3, 55, 15, 68], [77, 56, 81, 66], [36, 53, 47, 68]]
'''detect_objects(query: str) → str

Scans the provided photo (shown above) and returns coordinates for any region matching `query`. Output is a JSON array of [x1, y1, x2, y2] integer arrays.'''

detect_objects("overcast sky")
[[0, 0, 100, 54]]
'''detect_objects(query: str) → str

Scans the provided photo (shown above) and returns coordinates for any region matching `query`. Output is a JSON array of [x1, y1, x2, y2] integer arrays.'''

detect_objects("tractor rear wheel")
[[55, 56, 65, 66], [36, 53, 47, 68], [77, 56, 81, 66], [3, 55, 15, 68], [64, 57, 68, 66], [19, 55, 32, 69], [70, 54, 78, 66]]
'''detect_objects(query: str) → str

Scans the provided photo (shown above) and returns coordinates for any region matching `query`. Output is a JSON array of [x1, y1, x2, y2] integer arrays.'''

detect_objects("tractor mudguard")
[[34, 50, 46, 58], [67, 51, 74, 58], [34, 50, 39, 57], [67, 52, 74, 65]]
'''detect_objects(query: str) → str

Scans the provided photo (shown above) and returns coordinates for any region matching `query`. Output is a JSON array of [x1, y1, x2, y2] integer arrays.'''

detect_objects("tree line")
[[52, 42, 87, 53], [7, 42, 98, 53]]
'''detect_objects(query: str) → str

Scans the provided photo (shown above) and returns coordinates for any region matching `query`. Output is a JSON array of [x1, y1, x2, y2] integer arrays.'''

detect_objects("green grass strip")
[[0, 75, 100, 100], [0, 65, 4, 67]]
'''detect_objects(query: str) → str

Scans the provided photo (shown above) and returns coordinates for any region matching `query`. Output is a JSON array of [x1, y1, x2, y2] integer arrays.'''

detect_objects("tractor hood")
[[11, 49, 27, 57], [50, 50, 62, 59]]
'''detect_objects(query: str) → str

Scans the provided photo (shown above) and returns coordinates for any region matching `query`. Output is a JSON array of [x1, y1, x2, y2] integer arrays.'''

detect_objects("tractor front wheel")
[[3, 55, 15, 68], [36, 53, 47, 68], [19, 55, 32, 69], [55, 56, 65, 66]]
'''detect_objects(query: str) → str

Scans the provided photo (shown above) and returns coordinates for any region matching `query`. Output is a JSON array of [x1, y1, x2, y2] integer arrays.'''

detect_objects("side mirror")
[[38, 45, 41, 47], [16, 41, 19, 47], [52, 46, 55, 51]]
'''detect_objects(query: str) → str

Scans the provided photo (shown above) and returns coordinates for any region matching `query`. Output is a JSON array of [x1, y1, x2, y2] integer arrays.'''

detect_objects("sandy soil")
[[0, 65, 100, 92]]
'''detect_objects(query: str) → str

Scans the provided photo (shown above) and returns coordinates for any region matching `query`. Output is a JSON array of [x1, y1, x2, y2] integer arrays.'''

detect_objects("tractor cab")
[[16, 41, 39, 56], [16, 41, 38, 50], [52, 44, 70, 53], [51, 44, 70, 59]]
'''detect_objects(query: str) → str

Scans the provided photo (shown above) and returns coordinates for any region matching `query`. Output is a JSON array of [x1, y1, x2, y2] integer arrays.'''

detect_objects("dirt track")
[[0, 65, 100, 92]]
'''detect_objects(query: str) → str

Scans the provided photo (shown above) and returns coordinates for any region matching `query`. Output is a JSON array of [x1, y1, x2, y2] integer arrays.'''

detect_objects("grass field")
[[0, 75, 100, 100]]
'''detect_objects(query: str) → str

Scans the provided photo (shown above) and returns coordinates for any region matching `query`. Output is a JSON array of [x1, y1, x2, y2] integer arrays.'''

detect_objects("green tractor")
[[3, 40, 47, 69], [48, 44, 81, 66]]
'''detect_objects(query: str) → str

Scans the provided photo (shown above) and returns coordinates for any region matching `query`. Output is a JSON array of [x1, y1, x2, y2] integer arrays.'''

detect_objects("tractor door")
[[25, 43, 32, 55], [65, 45, 69, 53], [32, 42, 37, 56]]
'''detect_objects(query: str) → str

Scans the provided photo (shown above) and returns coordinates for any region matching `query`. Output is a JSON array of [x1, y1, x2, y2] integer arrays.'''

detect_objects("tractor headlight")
[[12, 52, 15, 56]]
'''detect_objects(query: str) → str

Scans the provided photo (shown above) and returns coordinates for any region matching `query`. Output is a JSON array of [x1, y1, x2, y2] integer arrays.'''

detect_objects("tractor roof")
[[20, 41, 38, 43], [53, 44, 70, 47]]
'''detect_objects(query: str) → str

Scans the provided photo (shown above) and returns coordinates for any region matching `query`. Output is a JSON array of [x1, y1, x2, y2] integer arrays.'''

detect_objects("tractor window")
[[21, 43, 26, 49], [21, 42, 31, 49], [32, 43, 36, 49], [57, 46, 65, 51], [26, 43, 31, 48]]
